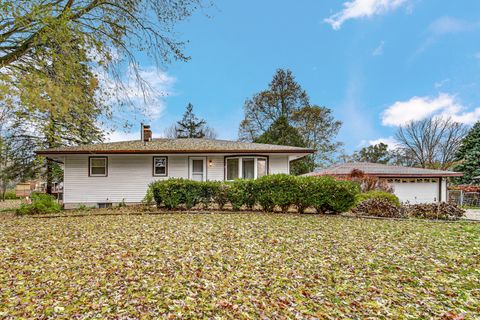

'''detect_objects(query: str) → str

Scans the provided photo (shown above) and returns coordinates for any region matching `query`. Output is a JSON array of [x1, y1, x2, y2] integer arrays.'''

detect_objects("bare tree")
[[395, 117, 468, 169]]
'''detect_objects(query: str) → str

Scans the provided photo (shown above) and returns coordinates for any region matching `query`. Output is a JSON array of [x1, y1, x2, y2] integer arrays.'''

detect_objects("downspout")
[[438, 177, 442, 202]]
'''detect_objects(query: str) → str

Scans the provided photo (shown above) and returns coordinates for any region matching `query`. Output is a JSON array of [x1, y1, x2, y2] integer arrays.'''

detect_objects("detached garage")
[[305, 162, 463, 204]]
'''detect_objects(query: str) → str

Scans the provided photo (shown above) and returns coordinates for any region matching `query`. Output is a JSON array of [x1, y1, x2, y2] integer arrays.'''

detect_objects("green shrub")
[[148, 175, 360, 214], [151, 179, 196, 210], [198, 181, 220, 209], [143, 186, 154, 206], [16, 193, 61, 215], [256, 174, 298, 212], [355, 190, 400, 207], [225, 180, 256, 211], [294, 176, 316, 213], [298, 176, 359, 214], [212, 183, 229, 210], [3, 190, 18, 200]]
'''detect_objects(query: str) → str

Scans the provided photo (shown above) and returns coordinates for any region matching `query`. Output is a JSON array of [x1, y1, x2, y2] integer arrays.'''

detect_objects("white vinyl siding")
[[269, 156, 289, 174], [206, 156, 224, 181], [63, 153, 292, 206], [64, 155, 188, 204]]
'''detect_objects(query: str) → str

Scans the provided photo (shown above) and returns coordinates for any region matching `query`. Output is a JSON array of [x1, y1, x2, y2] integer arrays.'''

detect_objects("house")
[[36, 127, 313, 209], [304, 162, 463, 204], [15, 180, 44, 198]]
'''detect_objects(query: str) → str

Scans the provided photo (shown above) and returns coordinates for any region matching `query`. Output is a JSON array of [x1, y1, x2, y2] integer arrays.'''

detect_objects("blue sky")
[[110, 0, 480, 153]]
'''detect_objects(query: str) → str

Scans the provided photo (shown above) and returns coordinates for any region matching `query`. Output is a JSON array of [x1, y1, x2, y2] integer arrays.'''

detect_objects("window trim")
[[153, 156, 168, 177], [224, 155, 269, 181], [88, 156, 108, 177]]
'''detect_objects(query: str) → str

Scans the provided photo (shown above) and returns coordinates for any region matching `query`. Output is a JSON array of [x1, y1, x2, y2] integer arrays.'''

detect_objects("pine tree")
[[454, 122, 480, 184], [175, 104, 209, 138]]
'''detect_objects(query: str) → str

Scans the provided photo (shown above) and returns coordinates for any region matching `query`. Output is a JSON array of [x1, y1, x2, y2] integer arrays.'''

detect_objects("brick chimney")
[[141, 123, 152, 142]]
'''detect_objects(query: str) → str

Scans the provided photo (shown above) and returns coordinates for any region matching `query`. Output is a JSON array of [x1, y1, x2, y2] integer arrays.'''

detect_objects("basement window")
[[89, 157, 108, 177]]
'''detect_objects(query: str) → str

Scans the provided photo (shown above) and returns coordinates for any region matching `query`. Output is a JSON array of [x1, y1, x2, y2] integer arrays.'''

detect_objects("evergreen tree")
[[454, 122, 480, 184], [175, 103, 214, 138], [255, 116, 314, 175]]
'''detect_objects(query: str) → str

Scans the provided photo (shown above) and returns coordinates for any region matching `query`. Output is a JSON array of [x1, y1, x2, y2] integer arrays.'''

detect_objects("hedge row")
[[147, 174, 360, 213]]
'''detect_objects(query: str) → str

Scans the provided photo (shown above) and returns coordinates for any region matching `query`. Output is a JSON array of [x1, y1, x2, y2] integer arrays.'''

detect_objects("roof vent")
[[141, 123, 152, 142]]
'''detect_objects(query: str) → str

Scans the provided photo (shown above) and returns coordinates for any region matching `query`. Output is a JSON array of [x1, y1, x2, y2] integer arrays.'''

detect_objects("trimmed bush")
[[256, 174, 298, 212], [16, 193, 61, 215], [212, 183, 229, 210], [321, 178, 360, 214], [148, 175, 361, 214], [150, 178, 202, 210], [198, 181, 221, 209], [225, 180, 256, 211], [355, 190, 400, 207]]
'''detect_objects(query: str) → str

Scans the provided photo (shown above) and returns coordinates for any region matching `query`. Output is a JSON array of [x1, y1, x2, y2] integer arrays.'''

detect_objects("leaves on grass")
[[0, 214, 479, 318]]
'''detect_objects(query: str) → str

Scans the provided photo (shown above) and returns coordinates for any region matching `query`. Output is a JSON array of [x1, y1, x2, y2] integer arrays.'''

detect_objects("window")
[[89, 157, 107, 177], [225, 156, 268, 180], [242, 158, 255, 179], [153, 157, 168, 176], [257, 158, 267, 178], [226, 158, 239, 180]]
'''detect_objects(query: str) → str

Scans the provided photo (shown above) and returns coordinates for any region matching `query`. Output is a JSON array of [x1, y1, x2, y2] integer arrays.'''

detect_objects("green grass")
[[1, 213, 479, 318]]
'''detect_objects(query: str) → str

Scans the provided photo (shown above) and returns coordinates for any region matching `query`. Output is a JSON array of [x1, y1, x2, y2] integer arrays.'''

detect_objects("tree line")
[[1, 1, 479, 201]]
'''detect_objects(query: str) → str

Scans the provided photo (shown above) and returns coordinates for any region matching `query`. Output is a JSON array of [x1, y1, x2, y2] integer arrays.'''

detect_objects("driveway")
[[465, 209, 480, 221]]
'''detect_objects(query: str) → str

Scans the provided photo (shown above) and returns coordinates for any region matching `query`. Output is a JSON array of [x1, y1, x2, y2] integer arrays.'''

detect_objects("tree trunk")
[[46, 158, 53, 195]]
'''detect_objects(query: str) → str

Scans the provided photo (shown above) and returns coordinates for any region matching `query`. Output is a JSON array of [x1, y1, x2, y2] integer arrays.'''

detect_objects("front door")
[[189, 157, 206, 181]]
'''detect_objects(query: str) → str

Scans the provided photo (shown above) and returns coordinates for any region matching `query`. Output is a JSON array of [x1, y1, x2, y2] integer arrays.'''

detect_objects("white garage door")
[[390, 180, 440, 204]]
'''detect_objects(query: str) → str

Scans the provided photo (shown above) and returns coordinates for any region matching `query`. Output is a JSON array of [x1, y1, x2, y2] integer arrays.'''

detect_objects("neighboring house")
[[36, 130, 313, 209], [15, 180, 44, 198], [304, 162, 463, 204]]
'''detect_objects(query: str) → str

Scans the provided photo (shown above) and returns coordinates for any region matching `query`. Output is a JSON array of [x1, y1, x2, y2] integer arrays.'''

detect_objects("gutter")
[[36, 149, 315, 155]]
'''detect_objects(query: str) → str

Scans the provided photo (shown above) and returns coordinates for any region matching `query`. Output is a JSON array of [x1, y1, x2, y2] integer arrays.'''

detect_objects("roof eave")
[[311, 172, 463, 178], [36, 149, 315, 155]]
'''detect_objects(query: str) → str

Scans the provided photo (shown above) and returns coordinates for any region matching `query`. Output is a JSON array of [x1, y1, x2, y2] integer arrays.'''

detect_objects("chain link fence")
[[448, 189, 480, 208]]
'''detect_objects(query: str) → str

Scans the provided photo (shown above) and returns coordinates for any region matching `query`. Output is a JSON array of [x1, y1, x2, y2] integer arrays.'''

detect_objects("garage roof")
[[304, 162, 463, 178]]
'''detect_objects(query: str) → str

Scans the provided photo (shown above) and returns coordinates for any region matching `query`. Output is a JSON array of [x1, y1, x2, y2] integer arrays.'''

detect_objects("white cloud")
[[95, 65, 176, 120], [368, 137, 399, 149], [434, 78, 450, 89], [372, 41, 385, 56], [324, 0, 408, 30], [381, 93, 480, 126], [105, 131, 141, 142], [415, 17, 477, 55], [428, 16, 472, 36]]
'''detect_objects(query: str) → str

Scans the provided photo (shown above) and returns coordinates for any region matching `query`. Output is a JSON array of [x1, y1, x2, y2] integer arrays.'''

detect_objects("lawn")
[[0, 213, 479, 319]]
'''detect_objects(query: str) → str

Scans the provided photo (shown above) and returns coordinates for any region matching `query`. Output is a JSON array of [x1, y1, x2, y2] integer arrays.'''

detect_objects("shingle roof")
[[303, 162, 463, 177], [36, 138, 315, 155]]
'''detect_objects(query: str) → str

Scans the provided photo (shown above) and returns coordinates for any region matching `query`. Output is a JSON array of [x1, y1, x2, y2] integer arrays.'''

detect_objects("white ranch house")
[[304, 162, 463, 204], [37, 135, 313, 209]]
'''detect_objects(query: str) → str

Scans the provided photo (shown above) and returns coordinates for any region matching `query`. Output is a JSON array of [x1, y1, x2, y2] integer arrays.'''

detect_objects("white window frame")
[[225, 156, 268, 181], [153, 156, 168, 177], [189, 157, 207, 181], [89, 157, 108, 177]]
